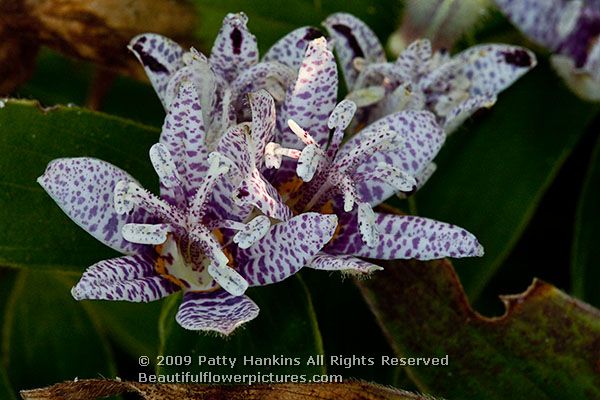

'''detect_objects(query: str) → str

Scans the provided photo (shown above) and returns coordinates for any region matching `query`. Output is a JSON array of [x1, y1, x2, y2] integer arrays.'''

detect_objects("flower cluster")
[[495, 0, 600, 100], [38, 12, 535, 334]]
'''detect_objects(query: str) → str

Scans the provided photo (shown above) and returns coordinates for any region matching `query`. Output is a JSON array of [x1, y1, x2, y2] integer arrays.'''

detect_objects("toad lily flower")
[[37, 83, 337, 335], [129, 12, 327, 145], [268, 100, 484, 275], [495, 0, 600, 101], [322, 13, 536, 133]]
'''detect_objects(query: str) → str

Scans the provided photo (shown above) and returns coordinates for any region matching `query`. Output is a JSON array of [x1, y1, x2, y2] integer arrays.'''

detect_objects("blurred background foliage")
[[0, 0, 599, 399]]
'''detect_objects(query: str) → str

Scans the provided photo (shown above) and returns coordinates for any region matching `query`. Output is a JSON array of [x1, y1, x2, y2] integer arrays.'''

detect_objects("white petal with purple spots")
[[37, 158, 152, 255], [238, 213, 338, 286], [176, 291, 259, 335], [264, 26, 325, 70], [71, 253, 179, 302], [307, 253, 383, 275]]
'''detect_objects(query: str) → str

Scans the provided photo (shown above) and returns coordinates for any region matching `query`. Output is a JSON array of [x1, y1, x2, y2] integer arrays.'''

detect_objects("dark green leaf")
[[357, 260, 600, 399], [159, 276, 324, 375], [572, 132, 600, 308], [1, 270, 116, 391], [0, 367, 15, 400], [416, 60, 600, 299], [0, 100, 159, 272]]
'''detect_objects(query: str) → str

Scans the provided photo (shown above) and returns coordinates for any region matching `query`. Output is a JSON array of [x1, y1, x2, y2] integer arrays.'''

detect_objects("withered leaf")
[[20, 379, 436, 400], [357, 259, 600, 399]]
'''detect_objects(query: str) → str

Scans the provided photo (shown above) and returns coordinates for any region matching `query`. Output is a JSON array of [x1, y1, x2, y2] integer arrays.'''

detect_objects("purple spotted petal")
[[454, 44, 537, 97], [129, 34, 185, 108], [238, 169, 293, 221], [209, 12, 259, 83], [249, 90, 276, 166], [72, 253, 179, 302], [263, 26, 325, 70], [217, 125, 253, 177], [494, 0, 566, 49], [160, 82, 210, 204], [327, 212, 484, 261], [339, 110, 445, 206], [307, 253, 383, 275], [238, 213, 338, 286], [230, 62, 296, 109], [323, 12, 386, 89], [278, 38, 338, 148], [37, 158, 152, 254], [176, 291, 259, 335]]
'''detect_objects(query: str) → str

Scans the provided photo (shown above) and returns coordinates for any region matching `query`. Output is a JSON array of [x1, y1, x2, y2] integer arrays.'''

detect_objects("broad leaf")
[[572, 132, 600, 308], [159, 276, 324, 375], [0, 100, 159, 272], [416, 61, 600, 300], [357, 260, 600, 399], [1, 270, 116, 391], [0, 367, 15, 400]]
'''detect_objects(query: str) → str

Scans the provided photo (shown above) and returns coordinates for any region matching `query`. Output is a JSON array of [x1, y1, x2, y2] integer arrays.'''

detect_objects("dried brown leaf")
[[20, 379, 437, 400]]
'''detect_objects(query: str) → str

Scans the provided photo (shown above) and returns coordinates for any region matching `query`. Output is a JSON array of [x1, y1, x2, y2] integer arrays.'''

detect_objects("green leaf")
[[1, 270, 116, 391], [357, 260, 600, 399], [0, 100, 159, 272], [0, 367, 15, 400], [190, 0, 400, 53], [415, 60, 600, 300], [159, 276, 324, 375], [572, 132, 600, 308], [88, 301, 164, 359]]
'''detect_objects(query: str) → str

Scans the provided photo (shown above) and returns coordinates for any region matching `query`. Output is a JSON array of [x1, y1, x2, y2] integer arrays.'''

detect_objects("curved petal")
[[209, 12, 259, 83], [263, 26, 325, 70], [327, 212, 484, 261], [230, 62, 296, 107], [249, 90, 277, 166], [237, 169, 293, 221], [160, 82, 210, 205], [72, 253, 179, 302], [339, 110, 445, 206], [37, 158, 152, 254], [494, 0, 566, 49], [176, 290, 259, 335], [279, 38, 338, 148], [307, 253, 383, 275], [323, 13, 386, 89], [454, 44, 537, 97], [129, 34, 185, 108], [238, 213, 338, 286]]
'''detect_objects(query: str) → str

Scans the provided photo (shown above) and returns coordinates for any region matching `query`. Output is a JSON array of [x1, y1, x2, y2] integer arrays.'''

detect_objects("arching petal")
[[71, 253, 179, 302], [238, 213, 338, 286], [263, 26, 325, 70], [209, 12, 259, 83], [279, 38, 338, 148], [339, 110, 445, 206], [129, 34, 185, 108], [37, 158, 152, 255], [323, 13, 386, 89], [327, 212, 484, 261], [176, 291, 259, 335], [494, 0, 566, 49], [160, 82, 210, 205]]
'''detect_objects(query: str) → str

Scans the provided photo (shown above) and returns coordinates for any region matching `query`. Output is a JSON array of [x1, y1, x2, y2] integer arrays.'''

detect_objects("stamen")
[[208, 262, 249, 296], [327, 100, 357, 130], [358, 202, 379, 247], [233, 216, 271, 249], [338, 174, 359, 212], [114, 180, 183, 223], [333, 127, 396, 174], [149, 143, 181, 188], [264, 142, 302, 169], [122, 223, 170, 245], [287, 119, 317, 146], [296, 144, 324, 182], [190, 152, 232, 221]]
